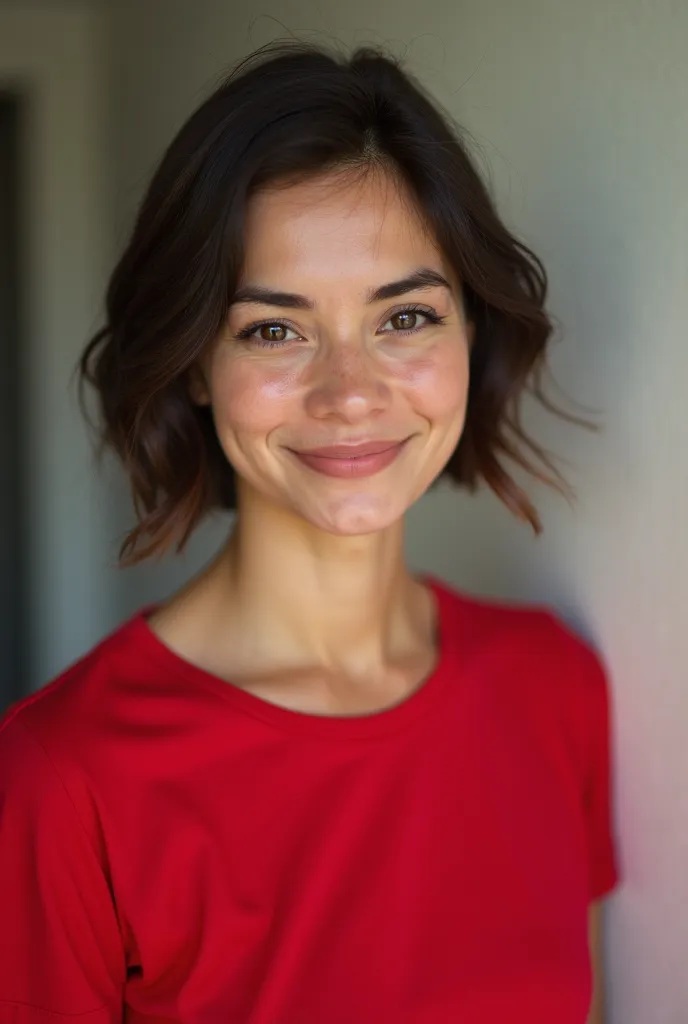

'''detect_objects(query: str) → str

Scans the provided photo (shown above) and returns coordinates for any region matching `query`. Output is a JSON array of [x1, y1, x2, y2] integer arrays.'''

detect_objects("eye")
[[234, 321, 302, 348], [379, 306, 446, 335]]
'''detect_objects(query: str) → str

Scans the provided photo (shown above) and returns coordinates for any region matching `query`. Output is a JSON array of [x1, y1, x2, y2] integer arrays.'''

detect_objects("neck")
[[210, 484, 427, 673]]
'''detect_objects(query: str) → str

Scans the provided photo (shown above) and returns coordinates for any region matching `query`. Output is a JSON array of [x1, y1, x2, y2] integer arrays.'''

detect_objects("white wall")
[[0, 0, 115, 687], [101, 1, 688, 1019]]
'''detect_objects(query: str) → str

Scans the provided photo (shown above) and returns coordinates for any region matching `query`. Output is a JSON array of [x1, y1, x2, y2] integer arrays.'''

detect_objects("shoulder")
[[432, 576, 613, 804], [433, 573, 603, 659], [430, 574, 610, 716], [0, 613, 149, 799]]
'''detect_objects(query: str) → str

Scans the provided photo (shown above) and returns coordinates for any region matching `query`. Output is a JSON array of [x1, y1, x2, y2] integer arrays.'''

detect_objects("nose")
[[304, 343, 392, 423]]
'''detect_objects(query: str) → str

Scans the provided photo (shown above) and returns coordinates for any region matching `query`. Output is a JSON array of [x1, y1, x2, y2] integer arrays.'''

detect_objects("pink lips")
[[290, 439, 410, 478]]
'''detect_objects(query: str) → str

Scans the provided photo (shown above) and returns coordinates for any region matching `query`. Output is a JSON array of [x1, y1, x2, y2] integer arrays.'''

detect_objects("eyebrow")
[[230, 267, 452, 310]]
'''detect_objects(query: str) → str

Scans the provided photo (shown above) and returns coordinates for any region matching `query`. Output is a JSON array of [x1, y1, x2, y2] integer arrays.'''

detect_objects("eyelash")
[[233, 305, 448, 348]]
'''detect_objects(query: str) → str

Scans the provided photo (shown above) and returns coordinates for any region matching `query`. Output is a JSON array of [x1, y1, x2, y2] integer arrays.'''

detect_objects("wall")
[[103, 1, 688, 1020], [97, 0, 249, 615], [0, 0, 113, 688]]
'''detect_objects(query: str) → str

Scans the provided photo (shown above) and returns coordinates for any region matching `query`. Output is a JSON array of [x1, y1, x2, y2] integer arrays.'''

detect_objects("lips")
[[298, 441, 403, 458], [289, 438, 410, 479]]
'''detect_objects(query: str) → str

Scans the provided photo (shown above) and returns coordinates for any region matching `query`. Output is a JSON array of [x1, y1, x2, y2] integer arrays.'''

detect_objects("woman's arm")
[[587, 902, 606, 1024], [0, 716, 124, 1018]]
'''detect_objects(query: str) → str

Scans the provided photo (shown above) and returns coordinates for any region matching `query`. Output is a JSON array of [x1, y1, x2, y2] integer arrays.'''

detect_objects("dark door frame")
[[0, 90, 27, 708]]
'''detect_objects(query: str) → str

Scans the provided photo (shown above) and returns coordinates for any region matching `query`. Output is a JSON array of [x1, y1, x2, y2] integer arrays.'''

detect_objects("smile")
[[288, 439, 411, 479]]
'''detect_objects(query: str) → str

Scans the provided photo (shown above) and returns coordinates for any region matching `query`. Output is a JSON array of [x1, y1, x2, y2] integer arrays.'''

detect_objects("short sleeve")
[[0, 715, 124, 1022], [570, 636, 619, 901]]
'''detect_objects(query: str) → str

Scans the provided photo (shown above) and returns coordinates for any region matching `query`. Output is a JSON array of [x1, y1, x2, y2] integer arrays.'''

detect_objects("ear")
[[187, 363, 211, 406]]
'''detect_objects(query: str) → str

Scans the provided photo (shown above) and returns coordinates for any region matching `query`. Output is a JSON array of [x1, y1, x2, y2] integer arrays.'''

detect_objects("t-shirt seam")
[[540, 611, 597, 780], [541, 614, 617, 897], [0, 673, 77, 737], [10, 715, 109, 877], [130, 619, 452, 744], [0, 996, 113, 1018], [0, 635, 115, 738]]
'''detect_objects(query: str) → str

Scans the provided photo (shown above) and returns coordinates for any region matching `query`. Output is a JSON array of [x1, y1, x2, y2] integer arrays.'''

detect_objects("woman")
[[0, 41, 617, 1023]]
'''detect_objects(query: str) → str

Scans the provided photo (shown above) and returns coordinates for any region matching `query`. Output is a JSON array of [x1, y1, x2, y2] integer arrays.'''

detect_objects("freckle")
[[263, 371, 300, 398], [397, 357, 436, 383]]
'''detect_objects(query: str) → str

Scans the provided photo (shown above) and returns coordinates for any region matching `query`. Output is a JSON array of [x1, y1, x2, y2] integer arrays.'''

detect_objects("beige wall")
[[13, 0, 685, 1018]]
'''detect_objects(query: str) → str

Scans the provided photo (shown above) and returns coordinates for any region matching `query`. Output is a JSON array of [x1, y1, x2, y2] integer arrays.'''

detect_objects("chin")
[[299, 496, 406, 537]]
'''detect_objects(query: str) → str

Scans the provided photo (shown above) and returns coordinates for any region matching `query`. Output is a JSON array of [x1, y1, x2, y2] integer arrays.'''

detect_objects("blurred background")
[[1, 0, 687, 1019]]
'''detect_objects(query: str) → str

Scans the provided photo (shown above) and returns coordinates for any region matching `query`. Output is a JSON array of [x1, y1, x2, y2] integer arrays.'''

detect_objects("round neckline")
[[128, 575, 458, 740]]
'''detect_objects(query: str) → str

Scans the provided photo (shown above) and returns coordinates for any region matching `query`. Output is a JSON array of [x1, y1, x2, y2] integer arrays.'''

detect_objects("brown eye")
[[379, 308, 444, 336], [260, 324, 288, 343], [234, 320, 300, 347], [390, 311, 419, 331]]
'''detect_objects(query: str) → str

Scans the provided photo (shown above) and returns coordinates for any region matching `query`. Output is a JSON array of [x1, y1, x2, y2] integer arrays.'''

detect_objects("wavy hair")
[[80, 40, 568, 563]]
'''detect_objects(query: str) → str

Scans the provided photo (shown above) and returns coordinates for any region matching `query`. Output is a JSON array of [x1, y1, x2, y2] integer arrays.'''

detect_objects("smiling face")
[[194, 167, 471, 536]]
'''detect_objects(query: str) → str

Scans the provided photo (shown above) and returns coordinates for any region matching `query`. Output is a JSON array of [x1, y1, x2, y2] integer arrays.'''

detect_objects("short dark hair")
[[80, 40, 568, 564]]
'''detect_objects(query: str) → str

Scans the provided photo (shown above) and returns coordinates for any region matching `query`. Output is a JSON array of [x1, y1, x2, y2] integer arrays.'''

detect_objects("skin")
[[588, 904, 605, 1024], [152, 166, 606, 1018]]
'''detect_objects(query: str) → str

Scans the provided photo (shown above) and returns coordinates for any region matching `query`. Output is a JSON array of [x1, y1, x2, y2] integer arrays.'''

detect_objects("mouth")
[[288, 438, 412, 479]]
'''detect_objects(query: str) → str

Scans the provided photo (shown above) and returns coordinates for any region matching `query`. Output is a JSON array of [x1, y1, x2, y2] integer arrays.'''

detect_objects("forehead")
[[241, 169, 447, 288]]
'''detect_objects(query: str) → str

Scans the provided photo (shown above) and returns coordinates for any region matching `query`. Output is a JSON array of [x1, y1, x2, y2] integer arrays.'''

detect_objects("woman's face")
[[195, 169, 471, 536]]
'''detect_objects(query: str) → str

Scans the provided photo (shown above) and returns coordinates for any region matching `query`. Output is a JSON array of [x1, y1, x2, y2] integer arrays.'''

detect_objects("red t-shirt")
[[0, 578, 617, 1023]]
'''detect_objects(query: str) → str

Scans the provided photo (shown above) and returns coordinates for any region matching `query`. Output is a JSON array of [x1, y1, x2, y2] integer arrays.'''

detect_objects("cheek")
[[208, 357, 301, 435], [398, 339, 470, 420]]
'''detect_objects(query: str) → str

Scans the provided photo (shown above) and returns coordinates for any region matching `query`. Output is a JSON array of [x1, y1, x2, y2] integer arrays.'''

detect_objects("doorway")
[[0, 91, 27, 709]]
